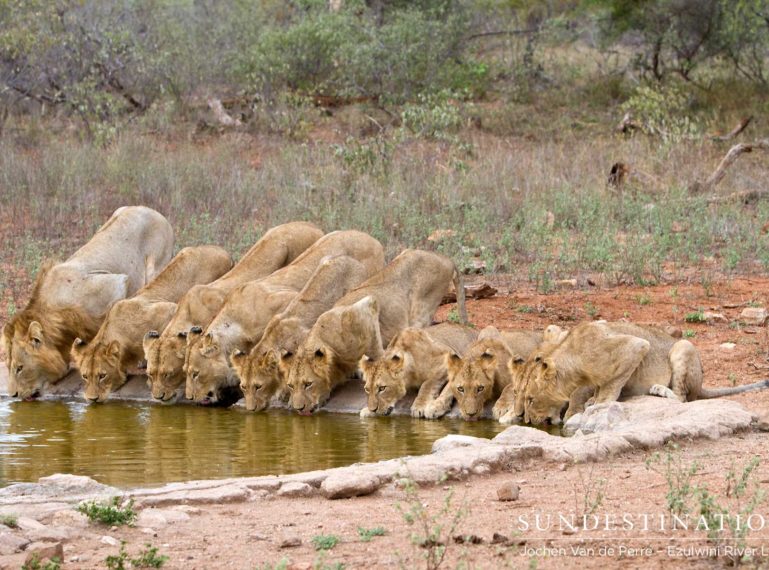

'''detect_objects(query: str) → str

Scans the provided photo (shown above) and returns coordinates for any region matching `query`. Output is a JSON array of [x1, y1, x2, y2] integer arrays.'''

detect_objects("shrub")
[[76, 497, 136, 526]]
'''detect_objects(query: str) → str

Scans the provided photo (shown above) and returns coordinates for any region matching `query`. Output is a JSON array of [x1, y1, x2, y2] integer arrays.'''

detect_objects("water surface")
[[0, 400, 511, 488]]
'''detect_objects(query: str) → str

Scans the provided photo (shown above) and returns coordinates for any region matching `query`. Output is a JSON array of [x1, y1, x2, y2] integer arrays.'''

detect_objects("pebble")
[[496, 482, 520, 502]]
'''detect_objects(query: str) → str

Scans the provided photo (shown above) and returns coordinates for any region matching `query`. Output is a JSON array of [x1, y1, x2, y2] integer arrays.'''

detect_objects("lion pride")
[[186, 230, 385, 405], [231, 255, 371, 412], [143, 221, 323, 403], [283, 249, 468, 415], [3, 206, 174, 400], [72, 246, 232, 402]]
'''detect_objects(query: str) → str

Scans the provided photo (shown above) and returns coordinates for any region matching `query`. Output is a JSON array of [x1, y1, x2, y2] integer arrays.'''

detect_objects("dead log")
[[705, 189, 769, 205], [442, 282, 497, 304], [689, 140, 769, 194], [711, 116, 753, 142]]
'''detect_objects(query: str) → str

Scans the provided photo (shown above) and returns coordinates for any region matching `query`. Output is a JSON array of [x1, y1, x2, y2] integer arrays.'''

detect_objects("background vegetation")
[[2, 0, 769, 314]]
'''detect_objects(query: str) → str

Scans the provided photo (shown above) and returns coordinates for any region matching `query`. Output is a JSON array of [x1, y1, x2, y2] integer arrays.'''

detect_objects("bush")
[[76, 497, 136, 526]]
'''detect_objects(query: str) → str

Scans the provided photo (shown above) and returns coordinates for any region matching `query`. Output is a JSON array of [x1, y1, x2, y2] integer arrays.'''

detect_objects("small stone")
[[100, 535, 120, 546], [250, 532, 268, 541], [279, 533, 302, 548], [320, 472, 381, 500], [703, 311, 728, 324], [15, 517, 45, 531], [49, 510, 89, 529], [740, 307, 768, 326], [562, 527, 576, 535], [720, 342, 736, 350], [496, 482, 520, 502], [140, 528, 157, 536], [277, 482, 315, 498], [0, 532, 29, 555], [24, 542, 64, 565], [665, 326, 683, 338], [491, 532, 509, 545]]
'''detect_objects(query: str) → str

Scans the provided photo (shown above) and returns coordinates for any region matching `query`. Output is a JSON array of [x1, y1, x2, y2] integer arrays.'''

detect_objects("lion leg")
[[593, 336, 651, 404], [564, 385, 595, 420], [492, 384, 514, 420], [412, 375, 447, 418], [667, 339, 702, 402], [649, 384, 678, 400], [422, 383, 454, 419]]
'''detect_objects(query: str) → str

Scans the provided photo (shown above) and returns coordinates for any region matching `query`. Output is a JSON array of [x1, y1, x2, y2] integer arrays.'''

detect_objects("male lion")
[[523, 321, 769, 425], [143, 221, 323, 403], [186, 231, 385, 405], [283, 249, 468, 415], [493, 324, 568, 424], [359, 323, 478, 418], [3, 206, 174, 400], [231, 255, 371, 412], [72, 246, 232, 403], [442, 327, 543, 420]]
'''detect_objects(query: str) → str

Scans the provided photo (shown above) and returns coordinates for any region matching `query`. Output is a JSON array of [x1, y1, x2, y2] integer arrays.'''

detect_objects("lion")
[[72, 246, 232, 403], [440, 327, 543, 421], [186, 230, 385, 405], [493, 324, 568, 424], [3, 206, 174, 400], [523, 321, 769, 426], [143, 221, 323, 403], [359, 322, 478, 418], [283, 249, 468, 415], [231, 255, 371, 412]]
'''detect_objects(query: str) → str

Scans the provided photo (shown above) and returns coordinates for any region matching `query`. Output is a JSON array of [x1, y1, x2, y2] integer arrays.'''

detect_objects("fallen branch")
[[710, 116, 753, 142], [688, 139, 769, 194], [442, 282, 497, 304], [207, 98, 242, 127], [705, 189, 769, 205]]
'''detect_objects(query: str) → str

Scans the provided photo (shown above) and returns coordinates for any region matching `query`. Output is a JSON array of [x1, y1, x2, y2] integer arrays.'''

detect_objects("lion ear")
[[72, 337, 87, 352], [389, 352, 404, 372], [359, 354, 375, 373], [541, 357, 557, 379], [107, 340, 121, 361], [230, 349, 246, 373], [445, 352, 463, 378], [479, 349, 497, 375], [27, 321, 43, 346], [187, 326, 203, 345]]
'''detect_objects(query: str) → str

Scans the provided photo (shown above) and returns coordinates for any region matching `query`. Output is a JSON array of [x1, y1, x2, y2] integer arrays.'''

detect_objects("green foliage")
[[0, 514, 18, 528], [77, 497, 136, 526], [684, 311, 706, 323], [21, 555, 61, 570], [646, 443, 701, 516], [357, 526, 387, 542], [104, 542, 129, 570], [257, 559, 289, 570], [395, 477, 468, 570], [621, 84, 701, 144], [311, 534, 340, 551], [131, 544, 169, 568]]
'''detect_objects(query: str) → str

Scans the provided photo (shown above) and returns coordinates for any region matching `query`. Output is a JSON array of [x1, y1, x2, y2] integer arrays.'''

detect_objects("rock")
[[703, 311, 728, 324], [0, 474, 118, 504], [136, 508, 190, 528], [277, 482, 314, 498], [140, 528, 157, 536], [740, 307, 768, 326], [491, 532, 509, 545], [100, 535, 120, 546], [134, 484, 249, 507], [0, 532, 29, 555], [250, 532, 269, 541], [24, 541, 64, 564], [49, 510, 89, 529], [665, 326, 683, 339], [244, 478, 281, 492], [754, 413, 769, 432], [26, 527, 71, 543], [321, 472, 381, 499], [496, 482, 520, 502], [279, 533, 302, 548], [15, 517, 44, 531], [431, 434, 488, 454], [720, 342, 736, 350]]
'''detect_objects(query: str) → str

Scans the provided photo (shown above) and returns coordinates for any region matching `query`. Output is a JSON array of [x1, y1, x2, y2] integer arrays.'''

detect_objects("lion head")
[[185, 329, 238, 405], [231, 346, 282, 412], [4, 320, 69, 400], [144, 329, 189, 403], [523, 354, 568, 425], [281, 342, 340, 415], [72, 338, 125, 403], [445, 341, 503, 420], [360, 351, 409, 416]]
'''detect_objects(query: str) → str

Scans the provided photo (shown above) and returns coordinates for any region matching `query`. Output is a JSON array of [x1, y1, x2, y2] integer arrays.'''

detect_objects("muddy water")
[[0, 400, 518, 488]]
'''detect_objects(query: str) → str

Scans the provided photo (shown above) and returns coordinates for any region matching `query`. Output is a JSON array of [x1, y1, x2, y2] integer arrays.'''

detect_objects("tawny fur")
[[3, 206, 174, 399], [144, 221, 322, 403], [186, 231, 385, 405], [73, 246, 232, 402], [360, 323, 478, 418]]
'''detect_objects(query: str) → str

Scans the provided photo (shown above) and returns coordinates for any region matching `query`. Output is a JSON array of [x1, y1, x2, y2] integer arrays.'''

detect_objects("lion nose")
[[206, 391, 214, 398], [86, 397, 99, 403], [295, 404, 305, 412], [11, 391, 18, 398]]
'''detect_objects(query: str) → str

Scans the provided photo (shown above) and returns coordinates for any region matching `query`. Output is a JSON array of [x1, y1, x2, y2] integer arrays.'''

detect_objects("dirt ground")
[[4, 274, 769, 569]]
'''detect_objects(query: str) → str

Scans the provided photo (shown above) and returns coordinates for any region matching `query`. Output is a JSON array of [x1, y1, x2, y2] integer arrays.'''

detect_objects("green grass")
[[76, 497, 136, 526], [21, 555, 61, 570], [684, 311, 706, 324], [357, 526, 386, 542], [0, 514, 18, 528], [311, 534, 340, 551]]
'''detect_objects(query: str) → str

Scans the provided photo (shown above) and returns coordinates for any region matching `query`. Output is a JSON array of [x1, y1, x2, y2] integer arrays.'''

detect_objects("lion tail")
[[698, 378, 769, 399], [453, 266, 468, 324]]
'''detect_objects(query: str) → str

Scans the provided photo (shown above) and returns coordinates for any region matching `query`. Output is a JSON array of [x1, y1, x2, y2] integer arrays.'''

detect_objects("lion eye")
[[81, 374, 88, 381], [457, 386, 465, 394], [287, 384, 295, 391], [476, 386, 484, 393], [304, 382, 313, 390], [15, 365, 23, 375], [254, 384, 262, 391], [99, 373, 107, 381], [364, 386, 370, 394], [377, 385, 386, 393]]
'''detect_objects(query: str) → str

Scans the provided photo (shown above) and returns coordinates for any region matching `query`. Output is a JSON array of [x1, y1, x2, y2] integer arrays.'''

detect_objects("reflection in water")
[[0, 400, 510, 488]]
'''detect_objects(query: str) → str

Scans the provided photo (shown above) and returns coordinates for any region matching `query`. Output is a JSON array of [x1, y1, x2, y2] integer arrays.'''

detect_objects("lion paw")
[[649, 384, 676, 399], [422, 402, 449, 420], [499, 410, 520, 425]]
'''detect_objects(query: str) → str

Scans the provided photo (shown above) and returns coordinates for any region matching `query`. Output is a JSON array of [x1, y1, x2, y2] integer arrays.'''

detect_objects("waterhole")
[[0, 400, 518, 488]]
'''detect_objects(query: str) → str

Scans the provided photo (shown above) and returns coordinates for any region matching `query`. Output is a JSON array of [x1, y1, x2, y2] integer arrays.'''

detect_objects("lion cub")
[[442, 327, 543, 420], [360, 323, 478, 418], [523, 321, 769, 426]]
